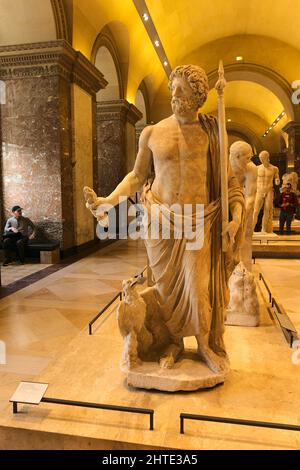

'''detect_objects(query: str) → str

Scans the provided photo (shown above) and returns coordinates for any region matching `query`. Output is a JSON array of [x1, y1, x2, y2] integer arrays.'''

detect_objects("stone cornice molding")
[[97, 100, 142, 125], [0, 40, 108, 94], [73, 50, 107, 94], [283, 121, 300, 135]]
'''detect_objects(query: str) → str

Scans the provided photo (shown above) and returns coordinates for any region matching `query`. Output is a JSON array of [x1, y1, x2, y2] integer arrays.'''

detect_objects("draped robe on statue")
[[141, 114, 245, 359]]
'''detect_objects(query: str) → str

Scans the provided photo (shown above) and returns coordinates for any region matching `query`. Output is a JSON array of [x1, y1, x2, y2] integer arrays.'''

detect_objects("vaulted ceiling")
[[145, 0, 300, 65], [144, 0, 300, 150]]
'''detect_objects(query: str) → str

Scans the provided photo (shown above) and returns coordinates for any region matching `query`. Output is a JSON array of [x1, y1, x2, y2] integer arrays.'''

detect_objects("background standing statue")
[[253, 150, 280, 233], [84, 64, 245, 392], [226, 141, 260, 327]]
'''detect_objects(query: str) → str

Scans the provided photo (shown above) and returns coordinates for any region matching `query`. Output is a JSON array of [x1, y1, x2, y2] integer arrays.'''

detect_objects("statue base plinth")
[[226, 311, 260, 327], [253, 231, 278, 238], [125, 352, 227, 392]]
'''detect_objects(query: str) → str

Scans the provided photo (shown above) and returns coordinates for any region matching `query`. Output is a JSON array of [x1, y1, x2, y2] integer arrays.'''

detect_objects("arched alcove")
[[95, 46, 120, 101], [202, 80, 287, 157], [207, 64, 295, 122], [91, 22, 129, 101]]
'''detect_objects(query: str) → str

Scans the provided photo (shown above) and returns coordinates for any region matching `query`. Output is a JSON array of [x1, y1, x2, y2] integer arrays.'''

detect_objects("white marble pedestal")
[[253, 231, 279, 240], [126, 352, 227, 392]]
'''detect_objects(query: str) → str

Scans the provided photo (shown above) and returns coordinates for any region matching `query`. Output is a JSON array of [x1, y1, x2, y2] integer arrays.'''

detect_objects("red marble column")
[[0, 41, 106, 251], [96, 100, 142, 197]]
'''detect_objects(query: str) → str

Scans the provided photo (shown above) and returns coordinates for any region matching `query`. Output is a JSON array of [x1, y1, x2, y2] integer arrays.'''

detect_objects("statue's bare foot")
[[197, 348, 229, 375], [159, 341, 183, 369], [159, 355, 175, 369]]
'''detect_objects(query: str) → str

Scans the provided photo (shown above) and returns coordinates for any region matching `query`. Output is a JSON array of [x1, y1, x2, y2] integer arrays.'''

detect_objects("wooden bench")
[[26, 241, 60, 264]]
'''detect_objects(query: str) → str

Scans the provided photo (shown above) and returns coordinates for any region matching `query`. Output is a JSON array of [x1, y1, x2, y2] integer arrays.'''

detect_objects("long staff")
[[215, 60, 229, 252]]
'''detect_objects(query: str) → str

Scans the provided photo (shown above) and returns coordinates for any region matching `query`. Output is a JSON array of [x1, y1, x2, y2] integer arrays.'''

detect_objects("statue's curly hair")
[[168, 65, 209, 108], [230, 141, 253, 159]]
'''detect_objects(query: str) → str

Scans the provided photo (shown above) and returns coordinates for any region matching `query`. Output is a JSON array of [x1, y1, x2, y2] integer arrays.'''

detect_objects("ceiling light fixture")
[[262, 110, 286, 137], [236, 56, 244, 62], [133, 0, 172, 78]]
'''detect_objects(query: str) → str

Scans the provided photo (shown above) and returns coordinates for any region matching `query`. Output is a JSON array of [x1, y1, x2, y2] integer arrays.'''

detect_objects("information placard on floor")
[[10, 382, 48, 405]]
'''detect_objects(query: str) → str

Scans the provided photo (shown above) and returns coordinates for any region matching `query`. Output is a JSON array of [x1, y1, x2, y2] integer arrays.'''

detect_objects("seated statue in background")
[[84, 64, 245, 390]]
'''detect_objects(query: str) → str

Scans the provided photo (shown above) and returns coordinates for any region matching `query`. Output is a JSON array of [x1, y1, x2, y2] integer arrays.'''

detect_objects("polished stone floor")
[[257, 258, 300, 332], [1, 262, 51, 287], [0, 240, 299, 449], [0, 240, 147, 414]]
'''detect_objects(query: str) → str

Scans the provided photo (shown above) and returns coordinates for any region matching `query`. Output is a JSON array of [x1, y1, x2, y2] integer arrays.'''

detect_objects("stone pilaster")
[[96, 100, 142, 197], [0, 40, 106, 250], [283, 121, 300, 175]]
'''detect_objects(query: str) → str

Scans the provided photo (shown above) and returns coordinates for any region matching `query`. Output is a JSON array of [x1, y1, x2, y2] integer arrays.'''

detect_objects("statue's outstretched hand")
[[83, 186, 101, 209], [83, 186, 109, 226]]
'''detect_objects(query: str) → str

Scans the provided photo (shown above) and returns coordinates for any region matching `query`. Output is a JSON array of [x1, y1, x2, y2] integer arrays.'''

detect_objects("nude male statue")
[[84, 65, 244, 375], [253, 150, 280, 233]]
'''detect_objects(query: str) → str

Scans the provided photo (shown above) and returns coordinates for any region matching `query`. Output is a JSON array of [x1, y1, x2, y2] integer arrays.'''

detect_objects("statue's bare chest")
[[258, 165, 275, 179], [149, 125, 209, 164]]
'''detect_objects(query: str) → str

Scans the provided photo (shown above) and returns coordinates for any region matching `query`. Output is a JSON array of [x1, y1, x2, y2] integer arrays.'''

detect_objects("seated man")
[[3, 205, 36, 266]]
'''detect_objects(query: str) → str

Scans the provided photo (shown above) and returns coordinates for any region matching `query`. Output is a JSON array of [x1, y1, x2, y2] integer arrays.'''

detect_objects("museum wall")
[[1, 74, 66, 243], [0, 0, 57, 45], [71, 84, 95, 247], [0, 40, 106, 252]]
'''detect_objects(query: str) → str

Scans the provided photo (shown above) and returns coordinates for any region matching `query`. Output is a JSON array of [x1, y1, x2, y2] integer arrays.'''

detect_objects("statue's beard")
[[171, 96, 198, 116]]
